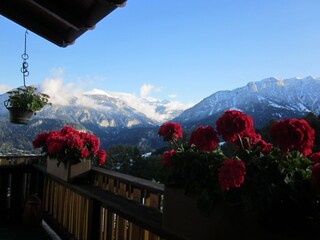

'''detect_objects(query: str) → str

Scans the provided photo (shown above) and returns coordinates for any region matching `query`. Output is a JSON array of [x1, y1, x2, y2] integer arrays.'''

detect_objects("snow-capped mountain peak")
[[83, 88, 111, 96], [174, 76, 320, 128]]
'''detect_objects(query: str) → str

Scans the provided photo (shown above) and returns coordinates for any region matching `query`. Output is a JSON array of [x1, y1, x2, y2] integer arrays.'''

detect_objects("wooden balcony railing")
[[0, 155, 41, 222], [0, 155, 184, 240]]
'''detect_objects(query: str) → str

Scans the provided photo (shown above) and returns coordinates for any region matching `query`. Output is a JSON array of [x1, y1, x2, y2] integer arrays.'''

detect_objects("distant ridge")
[[173, 76, 320, 128]]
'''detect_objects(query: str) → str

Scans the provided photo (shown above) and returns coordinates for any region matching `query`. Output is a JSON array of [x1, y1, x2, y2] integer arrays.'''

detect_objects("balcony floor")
[[0, 221, 60, 240]]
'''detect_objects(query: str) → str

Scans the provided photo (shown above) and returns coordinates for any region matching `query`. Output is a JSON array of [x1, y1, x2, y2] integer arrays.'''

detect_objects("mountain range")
[[1, 76, 320, 155], [175, 76, 320, 129]]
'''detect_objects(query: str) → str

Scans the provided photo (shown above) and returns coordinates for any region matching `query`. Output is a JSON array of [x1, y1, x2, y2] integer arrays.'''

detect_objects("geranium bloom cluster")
[[270, 118, 315, 156], [158, 122, 183, 142], [159, 109, 320, 216], [33, 126, 107, 166], [159, 110, 269, 192]]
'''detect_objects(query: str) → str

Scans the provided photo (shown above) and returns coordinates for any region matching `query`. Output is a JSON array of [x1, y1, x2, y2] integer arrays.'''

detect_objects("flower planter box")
[[162, 187, 216, 240], [162, 187, 275, 240], [47, 159, 91, 182]]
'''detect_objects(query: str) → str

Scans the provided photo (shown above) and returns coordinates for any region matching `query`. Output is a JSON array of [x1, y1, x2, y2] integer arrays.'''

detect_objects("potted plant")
[[32, 125, 107, 181], [4, 85, 50, 124], [158, 110, 320, 240]]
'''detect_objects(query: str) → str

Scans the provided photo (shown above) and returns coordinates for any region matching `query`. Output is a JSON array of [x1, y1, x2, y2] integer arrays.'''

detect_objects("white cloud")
[[115, 93, 193, 122], [40, 77, 74, 106], [0, 85, 12, 94], [40, 77, 102, 110], [168, 94, 177, 99], [140, 84, 161, 98], [165, 101, 194, 112]]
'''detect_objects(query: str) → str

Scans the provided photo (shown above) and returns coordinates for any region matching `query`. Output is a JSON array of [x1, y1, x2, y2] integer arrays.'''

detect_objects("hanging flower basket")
[[3, 31, 50, 124], [4, 86, 50, 124], [7, 107, 33, 124]]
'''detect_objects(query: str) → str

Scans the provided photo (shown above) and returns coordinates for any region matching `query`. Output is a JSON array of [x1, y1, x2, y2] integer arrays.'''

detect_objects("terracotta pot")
[[47, 158, 91, 182], [162, 187, 276, 240], [8, 108, 33, 124]]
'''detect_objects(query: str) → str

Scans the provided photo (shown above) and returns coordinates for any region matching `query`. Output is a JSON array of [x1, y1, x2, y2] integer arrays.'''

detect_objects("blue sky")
[[1, 1, 320, 105]]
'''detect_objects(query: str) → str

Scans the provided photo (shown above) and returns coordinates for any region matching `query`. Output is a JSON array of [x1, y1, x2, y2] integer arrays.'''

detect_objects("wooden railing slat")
[[107, 210, 115, 240], [129, 188, 143, 240]]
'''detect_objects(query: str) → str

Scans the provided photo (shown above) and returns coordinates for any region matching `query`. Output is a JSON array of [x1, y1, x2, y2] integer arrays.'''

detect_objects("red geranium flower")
[[218, 159, 246, 191], [81, 148, 90, 158], [309, 152, 320, 164], [60, 125, 76, 135], [241, 133, 273, 154], [97, 149, 107, 166], [188, 126, 219, 152], [66, 133, 84, 149], [47, 141, 65, 155], [158, 122, 183, 142], [216, 110, 255, 142], [312, 163, 320, 190], [33, 126, 106, 166], [81, 132, 100, 154], [45, 132, 66, 155], [162, 149, 176, 166], [270, 118, 315, 156], [257, 138, 273, 154], [32, 132, 49, 148]]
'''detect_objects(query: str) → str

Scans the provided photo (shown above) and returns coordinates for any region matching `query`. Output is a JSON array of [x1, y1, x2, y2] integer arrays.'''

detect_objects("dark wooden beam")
[[0, 0, 126, 47], [28, 0, 82, 31]]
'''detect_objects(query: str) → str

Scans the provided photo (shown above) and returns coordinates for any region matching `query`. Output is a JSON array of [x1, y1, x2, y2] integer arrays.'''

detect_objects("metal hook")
[[22, 29, 29, 87]]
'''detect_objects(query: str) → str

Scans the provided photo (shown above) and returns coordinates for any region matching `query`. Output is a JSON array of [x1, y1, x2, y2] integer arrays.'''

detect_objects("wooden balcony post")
[[87, 198, 100, 240]]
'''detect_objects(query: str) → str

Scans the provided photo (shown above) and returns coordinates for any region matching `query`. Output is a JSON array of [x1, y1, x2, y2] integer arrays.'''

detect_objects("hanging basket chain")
[[21, 30, 29, 87]]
